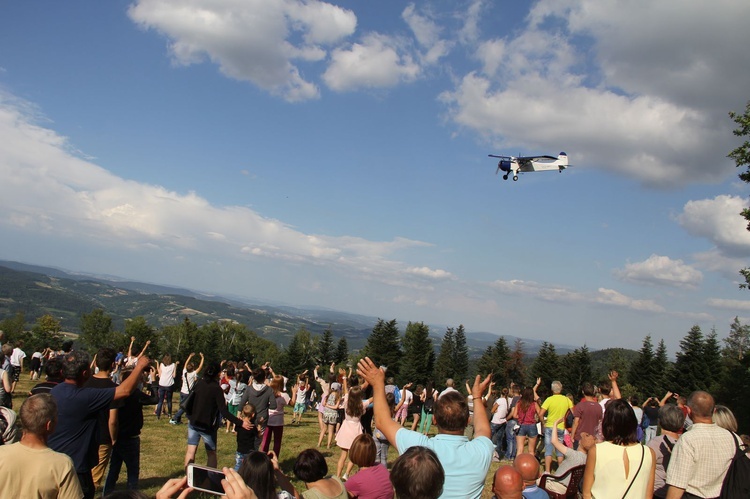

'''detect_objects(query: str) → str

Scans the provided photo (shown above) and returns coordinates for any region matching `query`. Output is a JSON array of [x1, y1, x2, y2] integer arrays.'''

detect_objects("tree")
[[79, 308, 114, 352], [281, 327, 316, 375], [703, 327, 723, 392], [671, 325, 710, 394], [434, 327, 456, 385], [317, 327, 335, 365], [560, 345, 592, 395], [476, 335, 511, 388], [529, 342, 560, 388], [653, 339, 670, 396], [452, 325, 469, 383], [724, 316, 750, 361], [334, 337, 349, 365], [729, 101, 750, 287], [400, 322, 435, 386], [362, 319, 402, 376], [0, 312, 26, 343], [506, 339, 526, 386], [629, 335, 658, 398]]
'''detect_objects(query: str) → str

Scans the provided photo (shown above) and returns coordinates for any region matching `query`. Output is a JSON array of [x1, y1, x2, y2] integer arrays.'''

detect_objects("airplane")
[[488, 152, 569, 181]]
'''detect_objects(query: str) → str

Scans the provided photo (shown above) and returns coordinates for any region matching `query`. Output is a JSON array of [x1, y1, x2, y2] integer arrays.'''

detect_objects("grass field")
[[11, 377, 506, 498]]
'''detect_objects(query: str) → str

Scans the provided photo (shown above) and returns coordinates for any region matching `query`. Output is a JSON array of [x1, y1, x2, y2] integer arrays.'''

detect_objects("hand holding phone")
[[187, 464, 226, 495]]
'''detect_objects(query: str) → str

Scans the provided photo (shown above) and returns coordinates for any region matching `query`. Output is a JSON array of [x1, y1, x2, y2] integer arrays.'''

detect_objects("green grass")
[[12, 378, 506, 498]]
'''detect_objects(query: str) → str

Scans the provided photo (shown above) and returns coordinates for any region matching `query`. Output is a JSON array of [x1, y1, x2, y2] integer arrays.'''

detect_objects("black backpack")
[[719, 431, 750, 499]]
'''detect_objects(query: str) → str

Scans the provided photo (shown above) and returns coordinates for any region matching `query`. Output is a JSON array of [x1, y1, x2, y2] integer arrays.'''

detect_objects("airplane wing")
[[516, 155, 557, 161]]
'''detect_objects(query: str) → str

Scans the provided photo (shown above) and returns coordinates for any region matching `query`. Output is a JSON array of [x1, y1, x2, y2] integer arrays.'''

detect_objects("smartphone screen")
[[187, 464, 225, 495]]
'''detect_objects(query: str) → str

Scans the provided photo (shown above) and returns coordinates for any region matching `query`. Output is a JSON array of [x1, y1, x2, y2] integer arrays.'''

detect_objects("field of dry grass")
[[11, 377, 505, 498]]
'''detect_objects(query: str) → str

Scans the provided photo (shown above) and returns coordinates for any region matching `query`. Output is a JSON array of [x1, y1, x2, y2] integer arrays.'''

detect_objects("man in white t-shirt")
[[491, 392, 511, 460], [170, 352, 204, 425], [438, 378, 458, 399], [10, 340, 27, 393]]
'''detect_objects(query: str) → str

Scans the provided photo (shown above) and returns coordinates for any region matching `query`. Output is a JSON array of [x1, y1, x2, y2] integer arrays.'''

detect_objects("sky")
[[1, 0, 750, 352]]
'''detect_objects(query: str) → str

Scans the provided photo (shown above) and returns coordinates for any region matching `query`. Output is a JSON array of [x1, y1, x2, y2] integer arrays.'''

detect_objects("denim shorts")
[[517, 423, 538, 438], [544, 427, 566, 456], [187, 423, 218, 451]]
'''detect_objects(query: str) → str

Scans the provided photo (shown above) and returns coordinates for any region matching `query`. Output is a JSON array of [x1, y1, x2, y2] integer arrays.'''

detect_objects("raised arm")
[[533, 377, 541, 401], [114, 355, 150, 400], [609, 371, 621, 400], [660, 391, 673, 407], [357, 357, 401, 447], [183, 352, 195, 368], [550, 418, 569, 457], [136, 340, 151, 359], [126, 336, 135, 358], [195, 353, 205, 374], [471, 373, 493, 439]]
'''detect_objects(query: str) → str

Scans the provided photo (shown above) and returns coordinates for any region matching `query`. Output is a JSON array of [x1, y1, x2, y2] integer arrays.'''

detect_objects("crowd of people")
[[0, 336, 748, 499]]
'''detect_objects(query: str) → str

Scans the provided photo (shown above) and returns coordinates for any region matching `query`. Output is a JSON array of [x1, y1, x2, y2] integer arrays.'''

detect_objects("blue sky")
[[1, 0, 750, 352]]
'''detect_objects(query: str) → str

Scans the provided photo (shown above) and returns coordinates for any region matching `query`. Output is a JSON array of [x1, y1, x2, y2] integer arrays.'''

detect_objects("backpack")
[[719, 431, 750, 499], [641, 412, 650, 430], [0, 406, 20, 445]]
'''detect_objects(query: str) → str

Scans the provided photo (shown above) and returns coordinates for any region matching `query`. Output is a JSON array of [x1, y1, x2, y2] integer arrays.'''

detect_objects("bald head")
[[514, 453, 541, 483], [492, 465, 524, 499], [688, 391, 715, 419]]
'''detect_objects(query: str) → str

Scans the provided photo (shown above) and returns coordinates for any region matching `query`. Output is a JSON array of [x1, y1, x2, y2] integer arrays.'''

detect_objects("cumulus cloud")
[[0, 95, 439, 290], [322, 33, 420, 91], [677, 195, 750, 258], [127, 0, 356, 101], [441, 0, 750, 186], [614, 254, 703, 289], [594, 288, 664, 313], [402, 4, 452, 65]]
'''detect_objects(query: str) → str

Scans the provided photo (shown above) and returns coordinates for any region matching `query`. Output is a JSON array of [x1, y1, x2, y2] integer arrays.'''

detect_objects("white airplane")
[[488, 152, 569, 181]]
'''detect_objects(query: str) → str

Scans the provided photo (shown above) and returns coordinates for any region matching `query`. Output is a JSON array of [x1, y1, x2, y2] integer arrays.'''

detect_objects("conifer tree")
[[561, 345, 592, 394], [362, 319, 402, 376], [653, 338, 670, 396], [672, 325, 709, 393], [476, 335, 511, 387], [530, 342, 560, 388], [724, 316, 750, 361], [506, 339, 526, 386], [629, 335, 658, 397], [317, 327, 335, 365], [434, 327, 456, 385], [452, 325, 469, 383], [703, 327, 723, 392], [334, 337, 349, 365], [401, 321, 434, 385]]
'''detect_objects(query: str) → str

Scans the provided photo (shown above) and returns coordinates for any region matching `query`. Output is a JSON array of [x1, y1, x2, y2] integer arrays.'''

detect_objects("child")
[[373, 384, 409, 466], [292, 374, 310, 425], [335, 384, 370, 480], [234, 403, 258, 471], [345, 434, 394, 499], [260, 375, 292, 457]]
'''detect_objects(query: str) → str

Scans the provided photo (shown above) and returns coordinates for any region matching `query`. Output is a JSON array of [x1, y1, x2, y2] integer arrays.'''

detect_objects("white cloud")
[[706, 298, 750, 312], [128, 0, 357, 102], [322, 33, 420, 91], [441, 1, 750, 186], [677, 195, 750, 258], [615, 254, 703, 289], [0, 95, 442, 291], [402, 4, 452, 65], [490, 278, 665, 313]]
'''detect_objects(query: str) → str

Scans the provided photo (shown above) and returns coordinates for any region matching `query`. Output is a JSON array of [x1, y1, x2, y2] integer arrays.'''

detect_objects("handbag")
[[179, 377, 197, 415], [621, 444, 645, 499]]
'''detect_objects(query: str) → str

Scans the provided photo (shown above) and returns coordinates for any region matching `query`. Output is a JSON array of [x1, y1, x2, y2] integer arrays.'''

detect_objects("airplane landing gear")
[[513, 175, 519, 181], [502, 174, 509, 180]]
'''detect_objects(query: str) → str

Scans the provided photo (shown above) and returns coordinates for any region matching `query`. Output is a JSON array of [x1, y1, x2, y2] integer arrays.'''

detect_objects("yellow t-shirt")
[[541, 394, 573, 429]]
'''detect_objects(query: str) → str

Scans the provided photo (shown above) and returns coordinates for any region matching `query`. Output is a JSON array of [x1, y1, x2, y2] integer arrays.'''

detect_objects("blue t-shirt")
[[395, 428, 493, 499], [48, 382, 116, 473], [523, 485, 550, 498]]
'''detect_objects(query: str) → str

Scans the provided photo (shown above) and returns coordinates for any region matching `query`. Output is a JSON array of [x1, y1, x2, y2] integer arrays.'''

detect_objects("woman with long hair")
[[418, 381, 437, 434], [156, 353, 178, 420], [582, 398, 656, 498], [183, 361, 248, 468], [170, 352, 203, 425], [314, 364, 335, 447], [509, 387, 541, 455], [334, 384, 369, 480], [408, 384, 423, 431], [319, 381, 341, 449], [238, 450, 298, 499], [261, 375, 293, 457]]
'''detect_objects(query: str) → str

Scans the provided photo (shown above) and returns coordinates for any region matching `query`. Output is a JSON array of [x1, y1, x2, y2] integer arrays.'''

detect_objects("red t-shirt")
[[572, 400, 602, 441], [344, 464, 394, 499]]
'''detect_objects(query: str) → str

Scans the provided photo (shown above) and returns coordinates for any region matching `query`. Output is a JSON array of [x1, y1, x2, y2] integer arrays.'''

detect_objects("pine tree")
[[653, 339, 670, 396], [506, 339, 526, 386], [434, 327, 456, 385], [629, 335, 658, 398], [281, 327, 316, 375], [672, 325, 709, 393], [476, 335, 511, 387], [724, 316, 750, 361], [334, 337, 349, 365], [703, 327, 723, 392], [560, 345, 592, 394], [362, 319, 402, 376], [401, 321, 434, 385], [317, 327, 335, 365], [452, 325, 469, 383], [530, 342, 560, 388]]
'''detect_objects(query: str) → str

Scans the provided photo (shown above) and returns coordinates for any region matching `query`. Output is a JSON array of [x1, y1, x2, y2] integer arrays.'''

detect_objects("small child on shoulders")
[[235, 404, 258, 471]]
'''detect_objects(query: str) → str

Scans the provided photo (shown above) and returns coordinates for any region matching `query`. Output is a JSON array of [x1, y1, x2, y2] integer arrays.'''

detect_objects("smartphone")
[[187, 463, 225, 495]]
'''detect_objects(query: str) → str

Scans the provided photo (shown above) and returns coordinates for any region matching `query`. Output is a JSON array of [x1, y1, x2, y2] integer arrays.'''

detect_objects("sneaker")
[[169, 419, 181, 425], [341, 474, 348, 482]]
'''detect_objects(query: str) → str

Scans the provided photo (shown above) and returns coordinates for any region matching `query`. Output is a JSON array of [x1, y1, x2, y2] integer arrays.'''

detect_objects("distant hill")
[[0, 260, 581, 356]]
